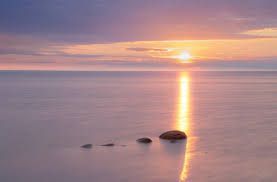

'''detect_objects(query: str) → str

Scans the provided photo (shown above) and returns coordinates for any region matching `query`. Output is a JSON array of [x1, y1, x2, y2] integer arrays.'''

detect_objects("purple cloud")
[[0, 0, 276, 43]]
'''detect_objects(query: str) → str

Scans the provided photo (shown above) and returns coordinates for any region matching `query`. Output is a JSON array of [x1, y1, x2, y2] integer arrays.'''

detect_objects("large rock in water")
[[159, 130, 187, 140], [136, 137, 152, 144]]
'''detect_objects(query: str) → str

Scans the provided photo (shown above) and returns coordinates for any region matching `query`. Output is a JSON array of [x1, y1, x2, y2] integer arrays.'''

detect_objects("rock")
[[159, 130, 187, 140], [170, 140, 177, 143], [136, 137, 152, 144], [100, 143, 115, 147], [81, 144, 93, 149]]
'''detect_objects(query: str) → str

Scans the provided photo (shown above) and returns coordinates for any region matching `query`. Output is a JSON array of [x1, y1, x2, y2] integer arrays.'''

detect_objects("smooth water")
[[0, 71, 276, 182]]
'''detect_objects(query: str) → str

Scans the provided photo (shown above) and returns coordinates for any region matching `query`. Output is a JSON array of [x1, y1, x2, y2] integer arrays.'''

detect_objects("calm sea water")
[[0, 71, 276, 182]]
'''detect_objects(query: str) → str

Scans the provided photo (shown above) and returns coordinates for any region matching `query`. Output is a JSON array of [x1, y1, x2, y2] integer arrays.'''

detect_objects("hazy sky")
[[1, 0, 277, 70]]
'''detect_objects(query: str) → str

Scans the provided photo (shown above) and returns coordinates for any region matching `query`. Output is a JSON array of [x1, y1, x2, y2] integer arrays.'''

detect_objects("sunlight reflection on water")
[[176, 72, 193, 182]]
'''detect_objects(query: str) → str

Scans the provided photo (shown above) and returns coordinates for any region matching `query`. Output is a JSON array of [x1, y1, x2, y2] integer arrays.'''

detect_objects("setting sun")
[[176, 51, 192, 63]]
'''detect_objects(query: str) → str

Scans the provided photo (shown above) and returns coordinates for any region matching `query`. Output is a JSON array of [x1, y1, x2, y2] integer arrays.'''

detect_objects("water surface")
[[0, 71, 276, 182]]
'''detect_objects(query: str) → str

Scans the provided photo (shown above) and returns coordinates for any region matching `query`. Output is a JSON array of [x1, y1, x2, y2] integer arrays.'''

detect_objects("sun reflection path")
[[177, 72, 192, 182], [177, 73, 190, 132]]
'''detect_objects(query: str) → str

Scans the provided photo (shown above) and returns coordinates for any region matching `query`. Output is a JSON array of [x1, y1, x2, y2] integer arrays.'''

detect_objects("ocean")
[[0, 71, 276, 182]]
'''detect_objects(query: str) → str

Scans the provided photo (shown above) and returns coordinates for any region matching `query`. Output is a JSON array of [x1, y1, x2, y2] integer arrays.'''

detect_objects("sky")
[[1, 0, 277, 71]]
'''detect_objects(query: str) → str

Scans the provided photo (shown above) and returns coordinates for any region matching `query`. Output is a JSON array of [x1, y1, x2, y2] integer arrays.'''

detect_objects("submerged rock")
[[100, 143, 115, 147], [136, 137, 152, 144], [81, 144, 93, 149], [159, 130, 187, 140]]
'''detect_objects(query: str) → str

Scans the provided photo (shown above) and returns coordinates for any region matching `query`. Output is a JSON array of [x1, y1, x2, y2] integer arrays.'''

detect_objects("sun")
[[177, 51, 192, 63]]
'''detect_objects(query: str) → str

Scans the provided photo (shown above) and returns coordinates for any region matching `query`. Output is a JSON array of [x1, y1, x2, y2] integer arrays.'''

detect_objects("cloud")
[[0, 47, 104, 59], [0, 0, 277, 43], [126, 47, 168, 52], [242, 27, 277, 38]]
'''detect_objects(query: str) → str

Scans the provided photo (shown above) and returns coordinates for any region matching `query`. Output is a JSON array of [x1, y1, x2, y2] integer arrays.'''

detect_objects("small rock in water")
[[136, 137, 152, 144], [159, 130, 187, 140], [81, 144, 93, 149], [100, 143, 115, 147]]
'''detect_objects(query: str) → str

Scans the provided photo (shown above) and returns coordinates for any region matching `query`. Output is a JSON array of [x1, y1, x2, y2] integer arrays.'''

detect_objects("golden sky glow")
[[1, 37, 277, 70], [60, 38, 277, 61]]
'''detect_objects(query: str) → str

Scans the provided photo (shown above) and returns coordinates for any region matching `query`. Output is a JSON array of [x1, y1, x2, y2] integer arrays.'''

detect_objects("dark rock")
[[159, 130, 187, 140], [81, 144, 93, 149], [136, 137, 152, 144], [100, 143, 115, 147]]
